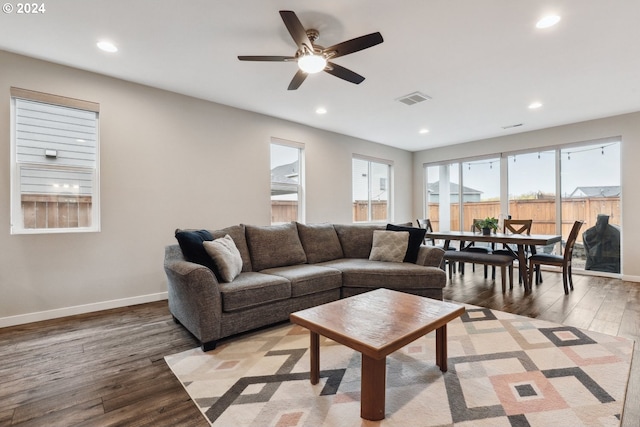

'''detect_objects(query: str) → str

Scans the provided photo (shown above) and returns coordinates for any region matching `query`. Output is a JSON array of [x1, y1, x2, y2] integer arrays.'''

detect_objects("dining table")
[[424, 230, 562, 292]]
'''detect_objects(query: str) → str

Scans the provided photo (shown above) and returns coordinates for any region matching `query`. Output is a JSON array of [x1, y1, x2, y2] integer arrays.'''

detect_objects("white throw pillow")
[[203, 234, 243, 282], [369, 230, 409, 263]]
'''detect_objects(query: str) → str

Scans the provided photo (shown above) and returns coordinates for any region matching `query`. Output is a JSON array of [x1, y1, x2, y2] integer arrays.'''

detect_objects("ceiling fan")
[[238, 10, 383, 90]]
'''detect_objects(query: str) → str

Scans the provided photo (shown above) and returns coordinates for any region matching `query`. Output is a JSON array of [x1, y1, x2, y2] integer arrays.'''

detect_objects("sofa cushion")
[[261, 264, 342, 297], [333, 224, 386, 258], [210, 224, 252, 272], [245, 222, 307, 271], [203, 235, 242, 283], [174, 229, 216, 271], [386, 224, 427, 263], [296, 222, 344, 263], [369, 230, 409, 263], [318, 258, 446, 290], [218, 272, 291, 312]]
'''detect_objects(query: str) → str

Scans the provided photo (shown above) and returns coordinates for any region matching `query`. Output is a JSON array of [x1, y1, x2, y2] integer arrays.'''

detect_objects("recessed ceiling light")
[[315, 107, 327, 115], [419, 128, 429, 134], [536, 15, 561, 29], [97, 41, 118, 53], [528, 102, 543, 109]]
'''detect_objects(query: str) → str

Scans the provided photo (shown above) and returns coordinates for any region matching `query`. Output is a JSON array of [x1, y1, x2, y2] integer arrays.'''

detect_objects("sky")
[[271, 140, 621, 201], [428, 141, 620, 200]]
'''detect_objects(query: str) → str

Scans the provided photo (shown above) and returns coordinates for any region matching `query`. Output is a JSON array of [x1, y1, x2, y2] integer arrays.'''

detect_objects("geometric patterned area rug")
[[165, 305, 634, 426]]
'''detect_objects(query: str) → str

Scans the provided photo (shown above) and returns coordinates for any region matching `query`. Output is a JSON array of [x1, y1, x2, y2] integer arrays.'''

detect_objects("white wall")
[[0, 50, 413, 325], [412, 112, 640, 280]]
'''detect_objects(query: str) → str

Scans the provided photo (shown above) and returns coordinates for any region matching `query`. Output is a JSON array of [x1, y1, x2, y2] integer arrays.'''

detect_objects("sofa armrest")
[[415, 245, 445, 267], [164, 245, 223, 346]]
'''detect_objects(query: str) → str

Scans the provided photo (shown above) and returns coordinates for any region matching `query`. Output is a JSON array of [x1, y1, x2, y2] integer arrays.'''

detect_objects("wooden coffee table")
[[289, 288, 465, 421]]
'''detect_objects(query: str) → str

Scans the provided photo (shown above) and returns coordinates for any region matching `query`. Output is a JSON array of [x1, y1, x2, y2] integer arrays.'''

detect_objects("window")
[[270, 139, 304, 224], [461, 157, 501, 230], [423, 138, 621, 275], [352, 156, 392, 222], [425, 163, 458, 231], [507, 151, 557, 236], [560, 141, 620, 272], [10, 88, 100, 234]]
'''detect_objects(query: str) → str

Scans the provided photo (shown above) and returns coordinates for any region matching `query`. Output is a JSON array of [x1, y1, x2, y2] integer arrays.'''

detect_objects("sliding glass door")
[[461, 158, 501, 231], [424, 139, 621, 275], [560, 142, 621, 272]]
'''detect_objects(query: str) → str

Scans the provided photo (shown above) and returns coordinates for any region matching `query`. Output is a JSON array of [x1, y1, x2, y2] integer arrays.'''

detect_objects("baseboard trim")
[[0, 292, 168, 328], [621, 274, 640, 283]]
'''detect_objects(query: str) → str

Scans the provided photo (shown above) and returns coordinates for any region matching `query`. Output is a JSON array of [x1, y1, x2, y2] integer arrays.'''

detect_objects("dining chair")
[[416, 219, 434, 245], [528, 220, 584, 294], [492, 219, 533, 283], [416, 219, 457, 272]]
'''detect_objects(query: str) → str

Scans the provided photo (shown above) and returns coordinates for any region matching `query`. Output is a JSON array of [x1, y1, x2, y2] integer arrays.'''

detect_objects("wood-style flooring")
[[0, 269, 638, 426]]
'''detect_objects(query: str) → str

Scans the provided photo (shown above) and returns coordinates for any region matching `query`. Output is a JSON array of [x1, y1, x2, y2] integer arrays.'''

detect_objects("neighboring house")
[[271, 161, 299, 199], [568, 186, 621, 198], [271, 160, 299, 186], [427, 181, 483, 203]]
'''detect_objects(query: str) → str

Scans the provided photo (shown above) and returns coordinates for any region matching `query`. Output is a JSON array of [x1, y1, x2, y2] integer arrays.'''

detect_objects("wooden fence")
[[428, 197, 620, 241], [22, 195, 92, 229], [353, 201, 388, 222], [271, 200, 298, 224], [272, 200, 389, 223], [274, 197, 620, 238]]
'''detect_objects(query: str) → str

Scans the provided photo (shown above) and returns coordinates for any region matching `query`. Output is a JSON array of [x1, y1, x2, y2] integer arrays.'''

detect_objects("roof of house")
[[271, 161, 299, 185], [427, 181, 482, 195], [568, 186, 621, 198]]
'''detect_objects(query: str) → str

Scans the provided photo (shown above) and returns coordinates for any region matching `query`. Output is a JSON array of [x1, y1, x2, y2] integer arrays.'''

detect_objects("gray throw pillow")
[[203, 234, 243, 282], [245, 222, 307, 271], [369, 230, 409, 263], [334, 224, 386, 258], [386, 223, 426, 263], [296, 222, 344, 263], [210, 224, 252, 272]]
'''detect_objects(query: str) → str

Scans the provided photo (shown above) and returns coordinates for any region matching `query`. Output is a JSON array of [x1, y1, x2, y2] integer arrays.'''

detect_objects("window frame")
[[352, 154, 393, 223], [270, 138, 305, 225], [10, 87, 100, 234]]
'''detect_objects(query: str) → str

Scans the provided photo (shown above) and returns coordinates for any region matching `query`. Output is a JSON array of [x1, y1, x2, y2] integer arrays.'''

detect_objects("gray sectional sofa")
[[164, 222, 446, 351]]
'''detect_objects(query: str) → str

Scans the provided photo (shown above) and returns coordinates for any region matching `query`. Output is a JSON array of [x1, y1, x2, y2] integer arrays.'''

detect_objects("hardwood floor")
[[0, 270, 637, 426]]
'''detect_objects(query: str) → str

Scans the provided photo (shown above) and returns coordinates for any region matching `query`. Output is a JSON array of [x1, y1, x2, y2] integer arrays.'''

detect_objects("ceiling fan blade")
[[324, 62, 365, 84], [237, 55, 295, 62], [279, 10, 313, 50], [323, 32, 384, 59], [288, 69, 308, 90]]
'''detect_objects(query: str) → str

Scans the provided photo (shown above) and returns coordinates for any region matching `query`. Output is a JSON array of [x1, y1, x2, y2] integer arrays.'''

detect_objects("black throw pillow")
[[175, 229, 217, 271], [386, 224, 426, 263]]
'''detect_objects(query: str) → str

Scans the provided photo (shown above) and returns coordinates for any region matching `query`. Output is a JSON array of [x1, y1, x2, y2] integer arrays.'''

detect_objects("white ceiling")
[[1, 0, 639, 152]]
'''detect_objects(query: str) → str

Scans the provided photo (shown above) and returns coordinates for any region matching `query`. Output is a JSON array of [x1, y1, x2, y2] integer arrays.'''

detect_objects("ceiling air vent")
[[396, 91, 432, 106]]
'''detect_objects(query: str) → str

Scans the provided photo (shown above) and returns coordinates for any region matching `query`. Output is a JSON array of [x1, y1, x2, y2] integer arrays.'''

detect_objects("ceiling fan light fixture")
[[298, 54, 327, 74], [238, 10, 382, 89]]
